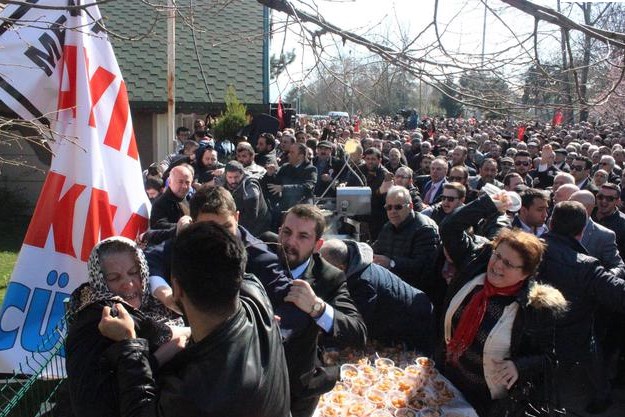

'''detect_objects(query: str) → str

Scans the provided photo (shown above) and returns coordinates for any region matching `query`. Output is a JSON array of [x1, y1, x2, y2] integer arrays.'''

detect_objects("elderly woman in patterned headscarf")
[[65, 236, 187, 417]]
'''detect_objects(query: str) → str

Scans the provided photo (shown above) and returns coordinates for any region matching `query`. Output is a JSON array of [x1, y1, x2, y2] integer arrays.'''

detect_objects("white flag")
[[0, 1, 150, 373]]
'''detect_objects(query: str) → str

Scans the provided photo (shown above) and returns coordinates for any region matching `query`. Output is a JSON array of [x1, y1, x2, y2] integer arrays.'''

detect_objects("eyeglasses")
[[448, 176, 465, 182], [596, 194, 617, 202], [515, 161, 530, 166], [384, 203, 409, 211], [441, 195, 459, 202], [570, 165, 586, 172], [394, 175, 410, 180], [600, 162, 611, 166], [491, 250, 524, 270]]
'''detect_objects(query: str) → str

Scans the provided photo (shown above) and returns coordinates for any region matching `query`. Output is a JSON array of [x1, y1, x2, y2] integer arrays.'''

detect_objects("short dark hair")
[[259, 133, 276, 150], [176, 126, 190, 135], [190, 186, 237, 220], [443, 182, 466, 199], [515, 150, 531, 159], [171, 222, 246, 314], [550, 201, 587, 237], [503, 172, 522, 187], [363, 147, 382, 159], [573, 155, 592, 171], [600, 182, 620, 196], [225, 160, 245, 174], [520, 188, 548, 209], [145, 177, 163, 191], [285, 204, 326, 240]]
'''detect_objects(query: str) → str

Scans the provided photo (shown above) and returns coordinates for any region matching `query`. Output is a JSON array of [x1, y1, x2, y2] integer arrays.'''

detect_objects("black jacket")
[[228, 175, 271, 237], [66, 302, 169, 417], [283, 254, 366, 416], [536, 232, 625, 363], [104, 276, 291, 417], [149, 188, 188, 230], [264, 160, 317, 210], [372, 211, 440, 292], [593, 208, 625, 260], [438, 196, 567, 413]]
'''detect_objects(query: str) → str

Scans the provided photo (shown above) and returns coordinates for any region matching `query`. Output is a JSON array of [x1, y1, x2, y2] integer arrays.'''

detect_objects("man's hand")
[[99, 303, 136, 342], [153, 333, 189, 366], [266, 164, 278, 176], [379, 179, 393, 195], [540, 144, 555, 166], [284, 279, 319, 316], [267, 184, 283, 195], [176, 215, 193, 235], [372, 254, 391, 268]]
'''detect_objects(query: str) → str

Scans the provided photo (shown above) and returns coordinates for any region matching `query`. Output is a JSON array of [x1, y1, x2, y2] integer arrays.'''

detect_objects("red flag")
[[277, 97, 285, 130], [517, 125, 527, 141], [353, 116, 360, 132], [552, 109, 563, 126]]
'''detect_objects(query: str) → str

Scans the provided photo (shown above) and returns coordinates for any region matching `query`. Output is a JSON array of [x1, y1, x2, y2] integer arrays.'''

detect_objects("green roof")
[[100, 0, 267, 111]]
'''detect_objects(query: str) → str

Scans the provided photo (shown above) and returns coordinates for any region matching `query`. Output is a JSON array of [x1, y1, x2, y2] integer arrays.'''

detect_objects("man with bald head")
[[554, 184, 580, 205], [569, 190, 624, 278], [150, 164, 193, 230]]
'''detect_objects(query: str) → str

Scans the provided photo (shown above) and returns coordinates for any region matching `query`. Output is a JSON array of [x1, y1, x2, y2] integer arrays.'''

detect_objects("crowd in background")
[[80, 112, 625, 417]]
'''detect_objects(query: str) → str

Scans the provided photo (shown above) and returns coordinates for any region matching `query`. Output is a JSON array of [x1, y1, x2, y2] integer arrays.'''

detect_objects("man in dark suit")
[[265, 143, 317, 212], [279, 204, 367, 417], [420, 157, 448, 206]]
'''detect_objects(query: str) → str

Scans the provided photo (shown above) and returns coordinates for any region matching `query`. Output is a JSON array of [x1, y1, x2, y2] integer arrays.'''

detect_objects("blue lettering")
[[0, 282, 30, 350]]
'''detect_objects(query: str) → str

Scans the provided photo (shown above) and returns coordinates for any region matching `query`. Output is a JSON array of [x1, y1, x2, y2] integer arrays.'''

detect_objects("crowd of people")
[[65, 114, 625, 417]]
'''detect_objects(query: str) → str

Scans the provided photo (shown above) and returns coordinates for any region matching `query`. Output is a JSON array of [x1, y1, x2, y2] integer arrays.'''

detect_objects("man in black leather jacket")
[[99, 222, 290, 417]]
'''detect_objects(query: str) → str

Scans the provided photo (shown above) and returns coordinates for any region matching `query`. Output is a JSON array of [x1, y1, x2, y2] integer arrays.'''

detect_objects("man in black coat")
[[265, 142, 317, 211], [98, 222, 290, 417], [279, 205, 367, 417], [255, 132, 279, 167], [537, 201, 625, 414], [149, 164, 193, 231]]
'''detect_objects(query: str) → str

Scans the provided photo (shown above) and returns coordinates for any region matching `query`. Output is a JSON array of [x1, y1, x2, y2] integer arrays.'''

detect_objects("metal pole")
[[481, 0, 487, 66], [167, 0, 176, 154]]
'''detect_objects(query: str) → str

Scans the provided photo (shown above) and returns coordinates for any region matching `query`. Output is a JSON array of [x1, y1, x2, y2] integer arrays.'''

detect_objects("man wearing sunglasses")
[[421, 183, 465, 226], [570, 155, 599, 193], [371, 186, 440, 292], [592, 183, 625, 260], [513, 151, 534, 187]]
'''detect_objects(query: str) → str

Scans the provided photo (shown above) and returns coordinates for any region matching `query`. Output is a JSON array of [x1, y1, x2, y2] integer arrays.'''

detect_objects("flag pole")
[[167, 0, 176, 154]]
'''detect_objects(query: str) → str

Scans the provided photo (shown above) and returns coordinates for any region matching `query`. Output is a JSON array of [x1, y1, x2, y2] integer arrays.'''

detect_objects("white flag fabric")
[[0, 1, 150, 373]]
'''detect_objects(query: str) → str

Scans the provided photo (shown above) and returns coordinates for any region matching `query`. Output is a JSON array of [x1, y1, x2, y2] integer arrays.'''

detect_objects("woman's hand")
[[493, 359, 519, 389]]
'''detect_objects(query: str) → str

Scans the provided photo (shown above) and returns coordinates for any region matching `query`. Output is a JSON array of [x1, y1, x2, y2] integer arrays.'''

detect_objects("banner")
[[0, 1, 149, 373]]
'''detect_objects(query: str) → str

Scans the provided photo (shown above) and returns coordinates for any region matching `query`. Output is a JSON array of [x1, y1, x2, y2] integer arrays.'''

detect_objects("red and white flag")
[[0, 1, 149, 373]]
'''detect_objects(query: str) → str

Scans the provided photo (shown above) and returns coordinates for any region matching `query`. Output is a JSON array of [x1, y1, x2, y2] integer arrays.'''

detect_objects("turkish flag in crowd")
[[277, 96, 286, 130]]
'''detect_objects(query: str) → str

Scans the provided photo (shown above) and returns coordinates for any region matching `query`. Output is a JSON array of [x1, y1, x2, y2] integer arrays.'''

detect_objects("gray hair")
[[387, 185, 411, 204]]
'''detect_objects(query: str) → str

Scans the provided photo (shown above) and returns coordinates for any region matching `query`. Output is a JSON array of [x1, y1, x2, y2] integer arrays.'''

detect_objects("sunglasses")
[[384, 203, 409, 211], [570, 165, 586, 172], [596, 194, 617, 202], [515, 161, 530, 166], [448, 176, 465, 182], [441, 195, 459, 202], [491, 250, 524, 270]]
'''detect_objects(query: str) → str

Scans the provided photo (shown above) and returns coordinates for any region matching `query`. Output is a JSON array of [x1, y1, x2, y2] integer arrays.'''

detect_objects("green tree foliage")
[[212, 86, 247, 140], [439, 78, 463, 118]]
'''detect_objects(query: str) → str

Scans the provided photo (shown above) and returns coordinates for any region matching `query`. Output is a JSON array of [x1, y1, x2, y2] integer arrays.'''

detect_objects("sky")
[[268, 0, 571, 101]]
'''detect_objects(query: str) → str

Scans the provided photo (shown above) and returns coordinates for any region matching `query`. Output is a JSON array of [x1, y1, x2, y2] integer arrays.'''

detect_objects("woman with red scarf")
[[438, 194, 568, 416]]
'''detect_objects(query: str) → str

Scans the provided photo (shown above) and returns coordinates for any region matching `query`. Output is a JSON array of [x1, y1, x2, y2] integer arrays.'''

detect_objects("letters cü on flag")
[[0, 1, 150, 373]]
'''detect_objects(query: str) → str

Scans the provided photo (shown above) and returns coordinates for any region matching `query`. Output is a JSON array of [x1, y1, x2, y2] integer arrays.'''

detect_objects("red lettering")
[[57, 45, 79, 118], [80, 188, 118, 261], [103, 81, 130, 153], [120, 212, 149, 241], [23, 172, 86, 258], [88, 66, 116, 127]]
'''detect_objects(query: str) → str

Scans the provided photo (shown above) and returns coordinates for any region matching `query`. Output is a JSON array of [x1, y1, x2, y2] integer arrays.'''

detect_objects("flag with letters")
[[0, 1, 149, 373]]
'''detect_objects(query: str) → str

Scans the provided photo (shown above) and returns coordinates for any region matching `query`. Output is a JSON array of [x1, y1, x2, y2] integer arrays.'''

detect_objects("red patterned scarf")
[[446, 278, 524, 365]]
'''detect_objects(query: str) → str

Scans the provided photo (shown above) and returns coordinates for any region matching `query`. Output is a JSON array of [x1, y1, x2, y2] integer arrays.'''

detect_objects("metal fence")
[[0, 314, 67, 417]]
